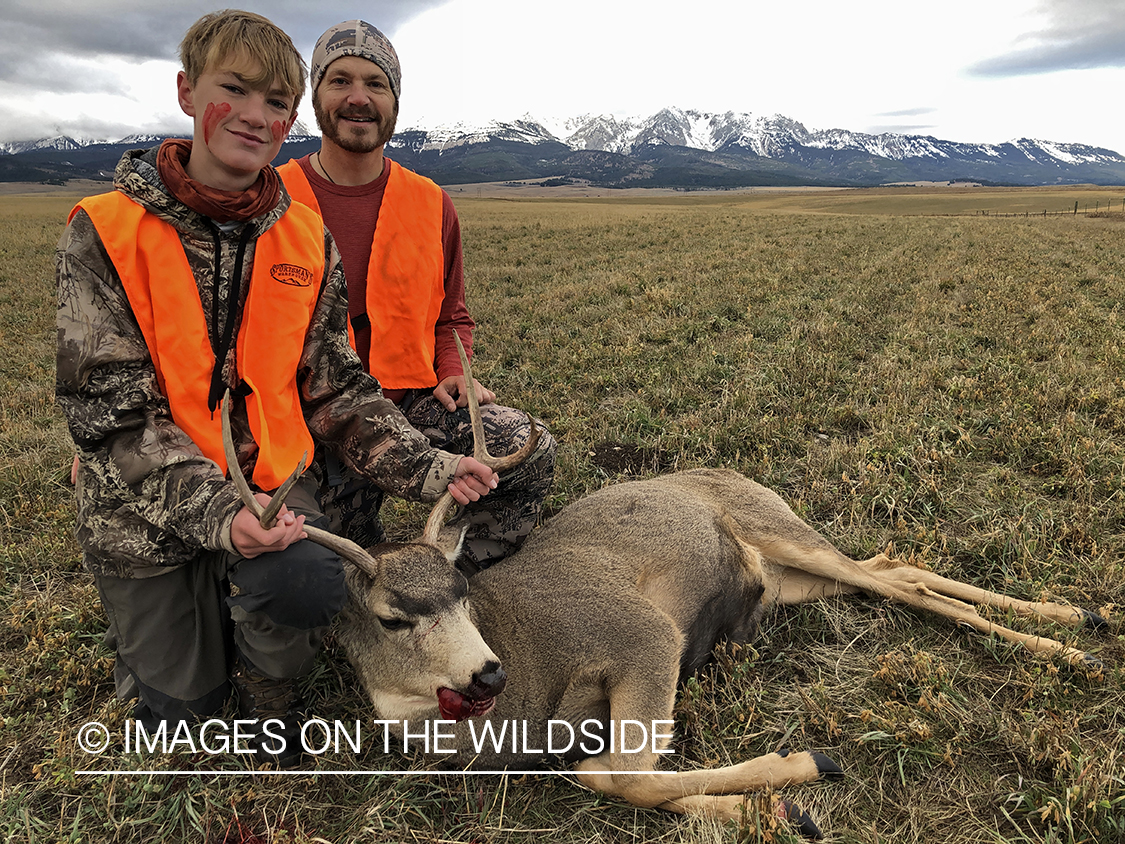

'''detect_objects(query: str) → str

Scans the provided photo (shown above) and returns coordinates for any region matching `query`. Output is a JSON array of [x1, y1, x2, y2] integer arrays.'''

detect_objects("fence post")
[[1074, 201, 1078, 215]]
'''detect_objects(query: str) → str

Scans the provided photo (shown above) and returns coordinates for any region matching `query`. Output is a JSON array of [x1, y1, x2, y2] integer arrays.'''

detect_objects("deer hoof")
[[778, 799, 824, 840], [1080, 654, 1105, 671], [811, 752, 844, 781], [1080, 608, 1109, 630]]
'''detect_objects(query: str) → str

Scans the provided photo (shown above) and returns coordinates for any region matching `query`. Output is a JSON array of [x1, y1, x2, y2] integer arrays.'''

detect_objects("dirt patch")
[[588, 441, 675, 476]]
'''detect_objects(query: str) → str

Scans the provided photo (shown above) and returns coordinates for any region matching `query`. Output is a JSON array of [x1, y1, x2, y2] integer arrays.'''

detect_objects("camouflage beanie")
[[311, 20, 401, 102]]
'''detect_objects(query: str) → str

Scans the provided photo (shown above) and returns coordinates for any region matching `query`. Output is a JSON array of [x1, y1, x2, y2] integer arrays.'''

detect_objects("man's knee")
[[522, 420, 557, 471], [492, 409, 557, 492]]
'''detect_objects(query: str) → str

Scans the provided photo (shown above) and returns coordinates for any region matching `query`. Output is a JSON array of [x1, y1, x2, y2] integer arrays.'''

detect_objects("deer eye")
[[377, 616, 411, 632]]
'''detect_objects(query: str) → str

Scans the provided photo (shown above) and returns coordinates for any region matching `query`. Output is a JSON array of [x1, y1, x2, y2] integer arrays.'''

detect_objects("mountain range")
[[4, 107, 1125, 187]]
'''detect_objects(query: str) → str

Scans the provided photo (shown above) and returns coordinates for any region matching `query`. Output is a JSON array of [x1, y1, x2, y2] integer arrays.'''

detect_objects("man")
[[57, 10, 498, 766], [278, 21, 556, 570]]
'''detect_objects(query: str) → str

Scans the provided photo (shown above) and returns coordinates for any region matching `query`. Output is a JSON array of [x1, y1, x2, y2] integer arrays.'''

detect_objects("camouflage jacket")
[[56, 147, 461, 579]]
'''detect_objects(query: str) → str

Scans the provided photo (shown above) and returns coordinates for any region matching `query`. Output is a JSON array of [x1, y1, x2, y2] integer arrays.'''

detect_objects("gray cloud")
[[0, 0, 451, 141], [0, 0, 450, 85], [0, 31, 128, 96], [968, 0, 1125, 76], [868, 123, 937, 135], [875, 107, 938, 118]]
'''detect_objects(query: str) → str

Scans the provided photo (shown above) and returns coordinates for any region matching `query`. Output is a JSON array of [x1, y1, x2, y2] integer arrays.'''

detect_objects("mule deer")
[[224, 337, 1107, 836]]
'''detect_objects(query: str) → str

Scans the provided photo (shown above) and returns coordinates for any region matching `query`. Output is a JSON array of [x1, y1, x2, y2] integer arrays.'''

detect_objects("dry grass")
[[2, 188, 1123, 843]]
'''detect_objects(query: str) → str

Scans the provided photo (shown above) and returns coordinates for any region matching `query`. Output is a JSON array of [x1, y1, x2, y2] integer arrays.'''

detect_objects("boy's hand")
[[230, 492, 307, 558], [434, 375, 496, 412], [447, 456, 498, 505]]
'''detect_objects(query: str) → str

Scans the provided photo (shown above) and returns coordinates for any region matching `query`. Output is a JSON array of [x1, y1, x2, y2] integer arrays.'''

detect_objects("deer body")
[[336, 466, 1105, 824]]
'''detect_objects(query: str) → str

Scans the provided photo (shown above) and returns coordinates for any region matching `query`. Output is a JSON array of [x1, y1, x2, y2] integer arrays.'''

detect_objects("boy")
[[56, 10, 497, 766]]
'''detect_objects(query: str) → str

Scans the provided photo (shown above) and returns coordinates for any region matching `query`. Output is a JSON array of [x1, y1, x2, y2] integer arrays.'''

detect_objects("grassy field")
[[2, 185, 1124, 843]]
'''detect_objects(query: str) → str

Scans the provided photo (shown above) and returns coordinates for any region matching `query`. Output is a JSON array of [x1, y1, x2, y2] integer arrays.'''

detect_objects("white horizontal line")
[[77, 769, 678, 776]]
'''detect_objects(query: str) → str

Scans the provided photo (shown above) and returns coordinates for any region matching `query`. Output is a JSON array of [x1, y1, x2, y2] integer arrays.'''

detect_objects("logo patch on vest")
[[270, 263, 314, 287]]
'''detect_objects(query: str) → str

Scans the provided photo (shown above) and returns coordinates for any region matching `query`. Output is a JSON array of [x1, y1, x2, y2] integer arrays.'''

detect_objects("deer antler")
[[221, 390, 382, 578], [421, 331, 541, 544]]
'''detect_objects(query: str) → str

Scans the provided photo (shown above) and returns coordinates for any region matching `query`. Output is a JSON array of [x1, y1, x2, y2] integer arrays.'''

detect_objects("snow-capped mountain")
[[396, 118, 560, 152], [485, 106, 1124, 168], [116, 133, 182, 146], [0, 135, 97, 155], [4, 107, 1125, 186]]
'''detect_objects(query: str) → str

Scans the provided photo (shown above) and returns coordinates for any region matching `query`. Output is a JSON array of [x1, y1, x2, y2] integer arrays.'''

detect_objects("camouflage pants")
[[315, 393, 557, 568], [95, 477, 347, 730]]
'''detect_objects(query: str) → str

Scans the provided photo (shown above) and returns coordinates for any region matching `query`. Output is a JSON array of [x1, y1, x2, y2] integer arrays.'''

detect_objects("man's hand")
[[230, 492, 307, 558], [448, 456, 498, 506], [433, 375, 496, 412]]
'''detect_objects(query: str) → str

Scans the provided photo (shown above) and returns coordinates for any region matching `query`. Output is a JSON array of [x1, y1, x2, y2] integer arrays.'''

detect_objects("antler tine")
[[422, 491, 458, 545], [452, 331, 541, 473], [489, 414, 541, 473], [421, 332, 542, 545], [452, 332, 489, 464], [221, 389, 304, 529], [220, 390, 382, 578], [260, 451, 306, 527], [302, 523, 382, 579], [221, 389, 266, 522]]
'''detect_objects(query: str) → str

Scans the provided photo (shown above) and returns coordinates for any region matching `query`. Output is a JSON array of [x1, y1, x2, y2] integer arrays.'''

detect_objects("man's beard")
[[313, 97, 397, 153]]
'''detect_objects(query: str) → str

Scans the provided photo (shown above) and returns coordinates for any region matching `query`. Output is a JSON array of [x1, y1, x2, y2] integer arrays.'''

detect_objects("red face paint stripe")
[[202, 101, 231, 145]]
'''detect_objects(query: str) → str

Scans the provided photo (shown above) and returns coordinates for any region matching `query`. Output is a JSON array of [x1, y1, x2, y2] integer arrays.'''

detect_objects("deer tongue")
[[437, 687, 496, 721]]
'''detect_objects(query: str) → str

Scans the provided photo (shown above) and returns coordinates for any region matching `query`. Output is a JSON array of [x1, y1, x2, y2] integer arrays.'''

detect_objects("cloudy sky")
[[2, 0, 1124, 151]]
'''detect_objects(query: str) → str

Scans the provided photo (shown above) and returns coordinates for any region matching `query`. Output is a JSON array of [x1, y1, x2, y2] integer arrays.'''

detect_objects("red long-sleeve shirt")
[[290, 154, 475, 404]]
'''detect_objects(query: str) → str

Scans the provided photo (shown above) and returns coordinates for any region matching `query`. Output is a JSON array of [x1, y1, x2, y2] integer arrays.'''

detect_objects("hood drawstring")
[[207, 223, 254, 415]]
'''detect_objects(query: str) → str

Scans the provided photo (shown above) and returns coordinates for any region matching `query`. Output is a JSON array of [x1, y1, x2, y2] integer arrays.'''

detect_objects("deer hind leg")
[[825, 548, 1108, 633], [763, 543, 1104, 671], [778, 553, 1106, 628], [873, 564, 1108, 629], [768, 552, 938, 606], [869, 567, 1106, 670], [769, 565, 865, 605]]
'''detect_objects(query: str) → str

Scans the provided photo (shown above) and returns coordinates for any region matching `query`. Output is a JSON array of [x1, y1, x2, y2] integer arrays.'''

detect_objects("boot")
[[230, 653, 305, 768]]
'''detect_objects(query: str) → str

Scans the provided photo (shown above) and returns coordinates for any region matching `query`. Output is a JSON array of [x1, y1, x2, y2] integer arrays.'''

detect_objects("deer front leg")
[[657, 793, 828, 838], [575, 748, 840, 809], [567, 631, 841, 815]]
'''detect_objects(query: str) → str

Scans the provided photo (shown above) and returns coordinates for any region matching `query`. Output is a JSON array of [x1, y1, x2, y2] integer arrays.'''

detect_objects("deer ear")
[[435, 525, 468, 564]]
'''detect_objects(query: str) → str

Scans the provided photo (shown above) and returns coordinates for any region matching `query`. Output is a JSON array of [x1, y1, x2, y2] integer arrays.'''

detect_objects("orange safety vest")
[[278, 158, 445, 389], [72, 192, 325, 491]]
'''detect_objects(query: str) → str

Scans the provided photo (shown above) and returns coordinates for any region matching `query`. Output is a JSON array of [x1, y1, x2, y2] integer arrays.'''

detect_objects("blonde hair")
[[179, 10, 306, 111]]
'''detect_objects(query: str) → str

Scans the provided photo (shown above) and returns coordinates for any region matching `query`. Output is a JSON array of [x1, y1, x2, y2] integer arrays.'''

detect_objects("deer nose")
[[468, 661, 507, 698]]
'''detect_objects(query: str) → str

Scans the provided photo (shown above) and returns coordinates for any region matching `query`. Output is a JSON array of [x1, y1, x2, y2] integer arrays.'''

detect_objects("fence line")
[[972, 197, 1125, 218]]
